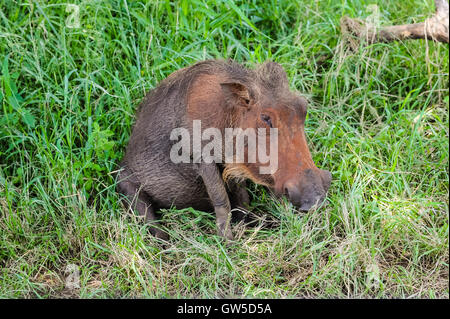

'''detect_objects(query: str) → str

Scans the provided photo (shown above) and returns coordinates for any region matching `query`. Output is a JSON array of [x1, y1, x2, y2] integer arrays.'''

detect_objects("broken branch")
[[340, 0, 449, 44]]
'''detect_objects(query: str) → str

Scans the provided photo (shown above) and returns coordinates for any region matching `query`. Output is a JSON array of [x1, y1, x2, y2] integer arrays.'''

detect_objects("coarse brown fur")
[[117, 59, 331, 240]]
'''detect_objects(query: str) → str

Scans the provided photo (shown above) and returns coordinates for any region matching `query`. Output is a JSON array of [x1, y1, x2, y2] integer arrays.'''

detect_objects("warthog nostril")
[[283, 181, 302, 207], [283, 171, 329, 210]]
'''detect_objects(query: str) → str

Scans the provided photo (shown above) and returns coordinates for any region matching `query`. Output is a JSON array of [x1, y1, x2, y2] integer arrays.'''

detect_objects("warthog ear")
[[220, 82, 254, 108]]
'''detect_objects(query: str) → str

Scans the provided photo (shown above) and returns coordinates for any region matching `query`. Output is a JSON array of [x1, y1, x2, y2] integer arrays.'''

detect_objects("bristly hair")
[[222, 163, 272, 188], [256, 61, 289, 93]]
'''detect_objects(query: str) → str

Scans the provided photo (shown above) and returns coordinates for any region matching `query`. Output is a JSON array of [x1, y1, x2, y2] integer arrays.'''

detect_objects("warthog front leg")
[[196, 163, 233, 240], [228, 180, 250, 224]]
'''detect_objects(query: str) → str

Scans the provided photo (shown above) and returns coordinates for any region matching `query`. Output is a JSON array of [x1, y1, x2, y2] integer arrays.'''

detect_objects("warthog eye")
[[261, 114, 273, 128]]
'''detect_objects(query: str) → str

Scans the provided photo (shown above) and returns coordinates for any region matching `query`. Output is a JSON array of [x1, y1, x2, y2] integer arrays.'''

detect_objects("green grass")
[[0, 0, 448, 298]]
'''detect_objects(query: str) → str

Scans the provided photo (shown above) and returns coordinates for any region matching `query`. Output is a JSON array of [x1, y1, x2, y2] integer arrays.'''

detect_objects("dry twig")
[[341, 0, 449, 45]]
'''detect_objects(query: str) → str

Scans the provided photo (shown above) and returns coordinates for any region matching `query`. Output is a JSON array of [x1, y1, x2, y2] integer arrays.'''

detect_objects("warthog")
[[117, 60, 331, 240]]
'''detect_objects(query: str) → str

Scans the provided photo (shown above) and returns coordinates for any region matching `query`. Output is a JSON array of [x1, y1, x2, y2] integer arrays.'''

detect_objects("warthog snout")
[[283, 169, 331, 211]]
